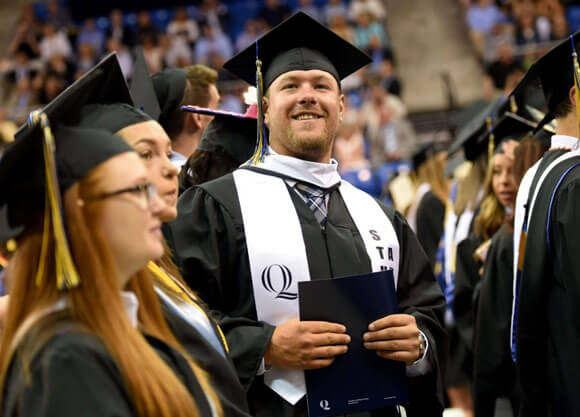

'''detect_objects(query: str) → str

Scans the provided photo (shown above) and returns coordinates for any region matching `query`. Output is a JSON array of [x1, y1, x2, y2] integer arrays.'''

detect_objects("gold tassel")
[[29, 110, 80, 290], [572, 52, 580, 140], [250, 58, 267, 166], [509, 96, 518, 114]]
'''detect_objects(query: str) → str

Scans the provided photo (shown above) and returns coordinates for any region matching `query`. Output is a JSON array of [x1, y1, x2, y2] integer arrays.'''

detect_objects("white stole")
[[233, 164, 399, 405], [407, 183, 431, 232]]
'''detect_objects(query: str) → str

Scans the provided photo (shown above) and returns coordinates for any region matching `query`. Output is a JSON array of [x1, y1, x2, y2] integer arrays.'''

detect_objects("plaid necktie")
[[294, 182, 328, 227]]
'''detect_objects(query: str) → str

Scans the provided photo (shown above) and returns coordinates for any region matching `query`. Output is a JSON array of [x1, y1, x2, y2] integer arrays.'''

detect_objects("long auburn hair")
[[473, 154, 507, 241], [0, 163, 219, 417]]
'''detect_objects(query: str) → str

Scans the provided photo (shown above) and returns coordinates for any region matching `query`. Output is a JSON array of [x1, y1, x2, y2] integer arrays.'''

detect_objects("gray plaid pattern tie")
[[294, 183, 328, 227]]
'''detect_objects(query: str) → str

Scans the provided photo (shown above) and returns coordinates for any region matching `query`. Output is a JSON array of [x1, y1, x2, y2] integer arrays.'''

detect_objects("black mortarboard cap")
[[13, 53, 133, 139], [448, 98, 505, 160], [130, 47, 162, 121], [77, 103, 153, 134], [412, 142, 446, 171], [0, 125, 132, 242], [483, 112, 537, 153], [223, 12, 372, 89], [152, 67, 187, 128], [182, 106, 257, 164], [512, 32, 580, 131]]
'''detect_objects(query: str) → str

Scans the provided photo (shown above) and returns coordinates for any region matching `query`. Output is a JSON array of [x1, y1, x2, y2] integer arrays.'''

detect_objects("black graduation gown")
[[2, 328, 214, 417], [415, 191, 445, 268], [516, 150, 580, 417], [160, 296, 252, 417], [472, 224, 519, 417], [168, 169, 447, 417]]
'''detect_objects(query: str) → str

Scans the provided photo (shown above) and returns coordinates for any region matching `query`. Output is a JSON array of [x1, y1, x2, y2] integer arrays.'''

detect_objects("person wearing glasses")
[[74, 54, 252, 417], [0, 113, 220, 417]]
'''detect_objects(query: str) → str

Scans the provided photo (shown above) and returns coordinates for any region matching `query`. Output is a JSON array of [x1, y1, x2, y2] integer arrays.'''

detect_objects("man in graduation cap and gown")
[[168, 12, 446, 417], [510, 32, 580, 417]]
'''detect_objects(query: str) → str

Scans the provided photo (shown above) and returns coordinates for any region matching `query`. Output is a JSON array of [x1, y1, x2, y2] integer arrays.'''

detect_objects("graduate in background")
[[169, 12, 446, 417], [511, 32, 580, 417], [0, 117, 217, 416], [472, 134, 544, 417], [407, 142, 449, 267], [178, 101, 257, 192], [77, 54, 252, 417]]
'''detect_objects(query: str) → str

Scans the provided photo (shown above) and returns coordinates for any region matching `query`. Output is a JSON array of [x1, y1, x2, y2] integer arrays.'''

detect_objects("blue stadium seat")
[[34, 2, 48, 23], [568, 6, 580, 32], [96, 16, 110, 32], [124, 12, 138, 30], [151, 8, 173, 31], [341, 168, 382, 197]]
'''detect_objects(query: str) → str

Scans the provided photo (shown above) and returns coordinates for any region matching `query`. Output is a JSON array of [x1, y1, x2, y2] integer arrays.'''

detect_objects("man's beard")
[[276, 124, 333, 162]]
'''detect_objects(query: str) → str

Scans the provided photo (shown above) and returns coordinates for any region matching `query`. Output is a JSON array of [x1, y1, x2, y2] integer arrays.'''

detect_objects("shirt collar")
[[550, 135, 580, 150], [254, 147, 342, 189]]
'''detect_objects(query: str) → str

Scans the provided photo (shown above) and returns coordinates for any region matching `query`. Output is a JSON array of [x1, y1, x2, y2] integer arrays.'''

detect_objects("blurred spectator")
[[360, 81, 417, 165], [259, 0, 291, 28], [551, 12, 569, 39], [142, 33, 164, 74], [45, 54, 74, 84], [236, 19, 265, 52], [329, 15, 355, 42], [197, 0, 230, 35], [323, 0, 348, 25], [380, 56, 402, 97], [106, 38, 133, 79], [76, 43, 98, 75], [365, 34, 392, 72], [333, 109, 369, 171], [167, 7, 200, 47], [293, 0, 323, 22], [514, 12, 542, 45], [348, 0, 386, 22], [39, 23, 72, 62], [7, 11, 40, 59], [353, 9, 389, 51], [5, 77, 38, 125], [2, 46, 39, 87], [107, 9, 135, 48], [38, 71, 65, 105], [486, 41, 523, 90], [162, 35, 193, 68], [467, 0, 506, 55], [77, 18, 106, 56], [466, 0, 505, 34], [195, 20, 233, 68], [136, 10, 160, 46], [45, 0, 73, 31]]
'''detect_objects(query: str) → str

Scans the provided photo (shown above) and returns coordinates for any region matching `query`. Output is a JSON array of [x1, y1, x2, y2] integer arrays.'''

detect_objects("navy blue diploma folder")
[[298, 270, 408, 417]]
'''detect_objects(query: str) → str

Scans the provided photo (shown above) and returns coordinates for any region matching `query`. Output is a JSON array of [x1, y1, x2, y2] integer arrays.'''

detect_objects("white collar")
[[51, 291, 139, 328], [253, 148, 342, 189], [550, 135, 580, 150]]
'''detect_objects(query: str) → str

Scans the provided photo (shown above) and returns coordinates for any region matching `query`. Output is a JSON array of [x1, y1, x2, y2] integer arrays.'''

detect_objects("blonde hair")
[[0, 163, 220, 417], [473, 154, 506, 241], [414, 151, 449, 204], [454, 153, 487, 216]]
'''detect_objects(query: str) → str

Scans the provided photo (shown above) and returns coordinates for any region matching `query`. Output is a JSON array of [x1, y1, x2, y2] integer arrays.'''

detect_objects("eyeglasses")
[[83, 183, 158, 210]]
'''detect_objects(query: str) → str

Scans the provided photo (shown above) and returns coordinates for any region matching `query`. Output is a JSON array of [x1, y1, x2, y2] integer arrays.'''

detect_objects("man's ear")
[[263, 95, 270, 126], [569, 85, 577, 107], [339, 93, 345, 123], [189, 112, 202, 129]]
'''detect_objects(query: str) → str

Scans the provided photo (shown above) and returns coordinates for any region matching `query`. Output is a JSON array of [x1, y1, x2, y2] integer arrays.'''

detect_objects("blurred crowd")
[[459, 0, 579, 98], [0, 0, 413, 189]]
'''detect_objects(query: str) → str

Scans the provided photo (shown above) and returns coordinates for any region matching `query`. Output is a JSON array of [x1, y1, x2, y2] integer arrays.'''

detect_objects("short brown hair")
[[163, 64, 218, 139]]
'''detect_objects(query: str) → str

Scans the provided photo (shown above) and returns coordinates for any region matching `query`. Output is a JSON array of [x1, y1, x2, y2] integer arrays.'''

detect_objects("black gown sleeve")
[[472, 225, 519, 417], [168, 183, 275, 390], [3, 333, 134, 417], [389, 209, 447, 416], [453, 233, 482, 353], [415, 191, 445, 267]]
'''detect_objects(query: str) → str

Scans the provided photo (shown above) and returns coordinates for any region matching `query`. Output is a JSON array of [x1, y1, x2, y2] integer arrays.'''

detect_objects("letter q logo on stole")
[[261, 264, 297, 300], [320, 400, 331, 411]]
